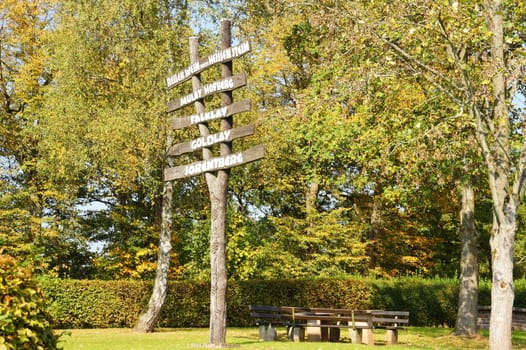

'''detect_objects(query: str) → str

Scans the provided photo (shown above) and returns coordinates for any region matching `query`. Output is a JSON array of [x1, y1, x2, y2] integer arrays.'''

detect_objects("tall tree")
[[39, 0, 190, 280], [273, 0, 522, 340], [234, 2, 375, 277], [352, 0, 524, 345], [483, 1, 524, 347], [0, 0, 56, 268], [236, 0, 469, 280]]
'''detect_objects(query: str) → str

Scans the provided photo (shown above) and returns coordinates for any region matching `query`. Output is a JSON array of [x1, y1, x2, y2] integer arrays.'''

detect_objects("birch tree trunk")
[[489, 212, 516, 349], [454, 181, 479, 337], [484, 1, 517, 348], [135, 180, 173, 332]]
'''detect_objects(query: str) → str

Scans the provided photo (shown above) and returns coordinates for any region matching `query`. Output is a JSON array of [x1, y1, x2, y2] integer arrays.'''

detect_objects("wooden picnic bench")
[[478, 306, 526, 331], [371, 310, 410, 345], [249, 305, 409, 345]]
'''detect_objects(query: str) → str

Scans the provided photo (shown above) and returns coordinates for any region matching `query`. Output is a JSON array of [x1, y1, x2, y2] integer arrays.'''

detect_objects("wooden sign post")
[[165, 19, 265, 347]]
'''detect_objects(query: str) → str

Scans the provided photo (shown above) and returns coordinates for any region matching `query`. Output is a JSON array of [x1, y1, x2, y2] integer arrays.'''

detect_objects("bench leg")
[[329, 328, 340, 342], [307, 320, 328, 341], [386, 329, 398, 345], [321, 327, 329, 341], [258, 325, 265, 340], [349, 328, 362, 344], [287, 327, 305, 342], [259, 324, 277, 341], [362, 328, 374, 345]]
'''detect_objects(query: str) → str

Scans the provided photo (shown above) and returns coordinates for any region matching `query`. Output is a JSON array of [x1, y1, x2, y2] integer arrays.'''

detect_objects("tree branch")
[[377, 35, 465, 105], [472, 103, 507, 225], [436, 15, 476, 104]]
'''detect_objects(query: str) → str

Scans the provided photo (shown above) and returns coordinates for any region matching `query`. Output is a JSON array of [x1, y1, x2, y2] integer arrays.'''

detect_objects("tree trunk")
[[207, 19, 233, 346], [368, 194, 383, 270], [208, 180, 229, 345], [188, 20, 233, 346], [454, 182, 479, 337], [368, 195, 382, 241], [305, 181, 319, 225], [135, 180, 173, 332], [484, 1, 516, 348], [489, 211, 516, 349]]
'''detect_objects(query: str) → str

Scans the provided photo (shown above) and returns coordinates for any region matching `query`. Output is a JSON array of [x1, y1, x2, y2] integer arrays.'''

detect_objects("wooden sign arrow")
[[164, 144, 265, 181], [171, 99, 251, 130], [167, 73, 247, 113], [166, 41, 251, 89], [168, 124, 256, 156]]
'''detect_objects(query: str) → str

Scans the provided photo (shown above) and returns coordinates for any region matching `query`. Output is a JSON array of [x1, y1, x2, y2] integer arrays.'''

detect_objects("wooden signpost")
[[164, 19, 265, 347]]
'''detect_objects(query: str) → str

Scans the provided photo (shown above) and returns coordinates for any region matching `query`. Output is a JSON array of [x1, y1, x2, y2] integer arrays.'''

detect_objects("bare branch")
[[472, 103, 506, 224], [377, 35, 465, 105], [388, 107, 467, 156], [436, 15, 476, 103]]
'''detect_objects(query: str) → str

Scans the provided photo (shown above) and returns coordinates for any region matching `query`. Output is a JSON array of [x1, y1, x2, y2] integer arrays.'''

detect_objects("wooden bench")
[[478, 306, 526, 331], [249, 305, 290, 341], [372, 310, 410, 345], [249, 305, 409, 345], [281, 306, 375, 343], [249, 305, 315, 340]]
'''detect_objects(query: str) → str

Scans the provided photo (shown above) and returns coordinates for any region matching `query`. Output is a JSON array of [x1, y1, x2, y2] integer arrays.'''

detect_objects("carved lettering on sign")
[[168, 124, 256, 156], [164, 144, 265, 181], [191, 107, 228, 124], [171, 100, 251, 130], [166, 41, 251, 88], [191, 130, 231, 150], [184, 153, 244, 177], [167, 74, 247, 113]]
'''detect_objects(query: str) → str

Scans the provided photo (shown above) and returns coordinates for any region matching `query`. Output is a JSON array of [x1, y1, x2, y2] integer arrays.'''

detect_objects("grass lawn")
[[57, 327, 526, 349]]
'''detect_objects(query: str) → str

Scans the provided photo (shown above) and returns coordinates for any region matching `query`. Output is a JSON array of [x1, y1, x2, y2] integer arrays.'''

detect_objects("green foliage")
[[174, 209, 211, 281], [40, 276, 526, 329], [268, 209, 370, 278], [0, 0, 523, 309], [40, 278, 149, 329], [1, 0, 500, 285], [0, 0, 59, 272], [34, 0, 192, 279], [514, 204, 526, 278], [234, 0, 475, 280], [370, 277, 459, 327], [157, 281, 211, 328], [0, 255, 60, 350]]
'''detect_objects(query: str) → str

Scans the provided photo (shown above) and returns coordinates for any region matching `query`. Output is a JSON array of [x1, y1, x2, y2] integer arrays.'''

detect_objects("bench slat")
[[250, 305, 281, 312], [372, 310, 410, 317], [291, 315, 370, 322], [251, 314, 281, 319], [373, 317, 409, 324]]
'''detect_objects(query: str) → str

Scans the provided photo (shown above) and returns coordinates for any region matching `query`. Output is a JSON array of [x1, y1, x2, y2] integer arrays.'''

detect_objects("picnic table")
[[249, 305, 409, 345]]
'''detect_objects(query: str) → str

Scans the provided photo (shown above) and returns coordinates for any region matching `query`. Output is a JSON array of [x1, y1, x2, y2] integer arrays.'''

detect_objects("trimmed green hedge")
[[41, 276, 522, 329], [42, 279, 148, 328]]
